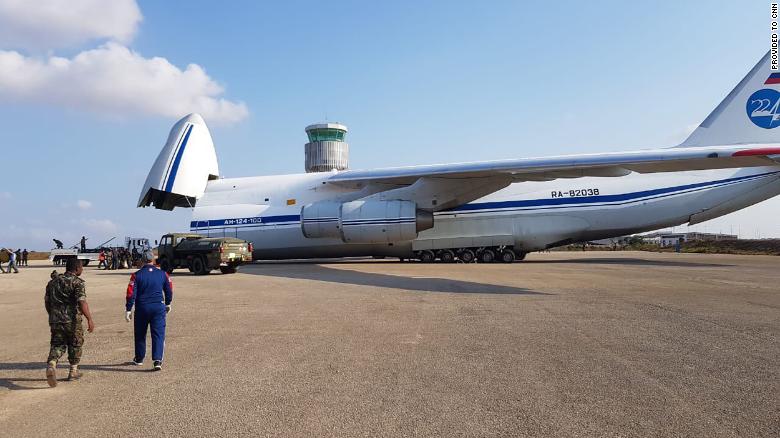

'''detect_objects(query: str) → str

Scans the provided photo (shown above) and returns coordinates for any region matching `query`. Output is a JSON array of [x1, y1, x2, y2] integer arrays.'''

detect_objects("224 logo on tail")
[[747, 89, 780, 129]]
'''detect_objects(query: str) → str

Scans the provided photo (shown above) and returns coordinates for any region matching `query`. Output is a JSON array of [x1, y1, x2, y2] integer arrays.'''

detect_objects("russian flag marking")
[[765, 73, 780, 85]]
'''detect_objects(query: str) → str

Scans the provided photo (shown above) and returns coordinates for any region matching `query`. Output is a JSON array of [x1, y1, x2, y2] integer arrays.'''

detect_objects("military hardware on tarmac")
[[49, 237, 117, 266], [49, 237, 152, 267], [155, 233, 252, 275]]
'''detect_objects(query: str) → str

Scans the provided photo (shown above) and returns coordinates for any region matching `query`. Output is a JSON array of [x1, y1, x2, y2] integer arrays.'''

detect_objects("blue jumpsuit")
[[126, 264, 173, 362]]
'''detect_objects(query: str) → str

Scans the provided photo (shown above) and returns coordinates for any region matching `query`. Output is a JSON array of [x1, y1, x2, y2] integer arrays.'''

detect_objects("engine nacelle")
[[300, 201, 341, 239], [301, 200, 434, 244]]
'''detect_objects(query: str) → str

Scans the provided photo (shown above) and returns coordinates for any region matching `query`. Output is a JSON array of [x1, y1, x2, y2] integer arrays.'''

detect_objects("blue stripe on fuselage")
[[189, 171, 780, 230], [447, 171, 778, 212]]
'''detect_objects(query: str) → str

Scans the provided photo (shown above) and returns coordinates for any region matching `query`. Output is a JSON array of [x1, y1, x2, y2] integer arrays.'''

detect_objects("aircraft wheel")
[[419, 251, 435, 263], [500, 250, 515, 263], [458, 249, 475, 263], [439, 250, 455, 263], [192, 257, 208, 275], [82, 260, 90, 266], [479, 249, 495, 263], [514, 251, 527, 261]]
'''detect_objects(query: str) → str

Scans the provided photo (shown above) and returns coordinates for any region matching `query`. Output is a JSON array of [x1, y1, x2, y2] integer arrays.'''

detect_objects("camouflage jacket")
[[44, 272, 86, 325]]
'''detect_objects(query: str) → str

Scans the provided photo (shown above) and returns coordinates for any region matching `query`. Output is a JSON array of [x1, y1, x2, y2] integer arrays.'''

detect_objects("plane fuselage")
[[188, 166, 780, 259]]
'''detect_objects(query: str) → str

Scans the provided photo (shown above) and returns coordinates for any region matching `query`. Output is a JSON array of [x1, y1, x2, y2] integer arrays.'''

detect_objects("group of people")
[[44, 250, 174, 386], [0, 248, 29, 273], [98, 247, 140, 270]]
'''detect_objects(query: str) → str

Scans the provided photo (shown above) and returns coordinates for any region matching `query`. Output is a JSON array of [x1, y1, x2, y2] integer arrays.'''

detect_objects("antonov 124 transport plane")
[[139, 52, 780, 262]]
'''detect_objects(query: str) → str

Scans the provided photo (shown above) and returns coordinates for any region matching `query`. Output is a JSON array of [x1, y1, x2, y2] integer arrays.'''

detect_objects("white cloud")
[[0, 43, 249, 124], [0, 0, 142, 50], [76, 199, 92, 210], [80, 218, 119, 235]]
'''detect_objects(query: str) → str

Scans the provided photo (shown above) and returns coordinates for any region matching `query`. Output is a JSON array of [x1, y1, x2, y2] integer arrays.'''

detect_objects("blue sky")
[[0, 1, 776, 250]]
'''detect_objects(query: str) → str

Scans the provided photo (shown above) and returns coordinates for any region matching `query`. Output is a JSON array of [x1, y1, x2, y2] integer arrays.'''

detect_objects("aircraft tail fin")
[[679, 51, 780, 147], [137, 113, 219, 210]]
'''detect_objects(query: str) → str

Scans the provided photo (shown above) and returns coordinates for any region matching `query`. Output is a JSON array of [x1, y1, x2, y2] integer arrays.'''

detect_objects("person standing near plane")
[[6, 248, 19, 273], [97, 250, 106, 270], [80, 236, 87, 252], [125, 250, 173, 371], [22, 249, 28, 266], [45, 258, 95, 387]]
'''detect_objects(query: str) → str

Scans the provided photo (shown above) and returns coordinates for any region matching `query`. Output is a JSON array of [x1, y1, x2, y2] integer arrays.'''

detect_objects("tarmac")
[[0, 252, 778, 437]]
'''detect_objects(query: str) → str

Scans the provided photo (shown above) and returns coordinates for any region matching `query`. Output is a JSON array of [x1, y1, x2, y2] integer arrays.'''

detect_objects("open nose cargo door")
[[137, 113, 219, 210]]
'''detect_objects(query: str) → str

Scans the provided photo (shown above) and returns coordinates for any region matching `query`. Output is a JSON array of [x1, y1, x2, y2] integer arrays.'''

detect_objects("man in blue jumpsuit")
[[125, 250, 173, 371]]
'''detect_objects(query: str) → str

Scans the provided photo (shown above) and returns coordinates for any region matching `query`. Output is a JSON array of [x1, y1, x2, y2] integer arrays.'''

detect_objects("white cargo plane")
[[139, 52, 780, 262]]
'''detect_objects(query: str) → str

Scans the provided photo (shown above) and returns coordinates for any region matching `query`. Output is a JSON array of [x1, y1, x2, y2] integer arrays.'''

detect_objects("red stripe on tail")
[[732, 147, 780, 157]]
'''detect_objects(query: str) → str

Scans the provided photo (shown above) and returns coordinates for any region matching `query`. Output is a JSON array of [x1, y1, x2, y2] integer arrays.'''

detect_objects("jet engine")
[[301, 200, 433, 244]]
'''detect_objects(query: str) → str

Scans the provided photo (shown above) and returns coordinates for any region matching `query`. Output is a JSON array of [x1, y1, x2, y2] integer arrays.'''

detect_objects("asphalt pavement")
[[0, 252, 778, 437]]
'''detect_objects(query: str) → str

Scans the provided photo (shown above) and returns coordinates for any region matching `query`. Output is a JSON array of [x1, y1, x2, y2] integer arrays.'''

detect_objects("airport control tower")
[[304, 123, 349, 173]]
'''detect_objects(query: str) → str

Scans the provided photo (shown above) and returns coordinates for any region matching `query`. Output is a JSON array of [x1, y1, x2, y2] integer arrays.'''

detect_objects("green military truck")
[[155, 233, 253, 275]]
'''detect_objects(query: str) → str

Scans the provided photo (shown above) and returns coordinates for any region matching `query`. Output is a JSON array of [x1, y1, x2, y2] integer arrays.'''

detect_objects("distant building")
[[641, 231, 738, 247]]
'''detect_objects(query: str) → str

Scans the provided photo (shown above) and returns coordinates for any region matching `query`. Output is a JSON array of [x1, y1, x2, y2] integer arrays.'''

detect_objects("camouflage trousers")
[[47, 321, 84, 365]]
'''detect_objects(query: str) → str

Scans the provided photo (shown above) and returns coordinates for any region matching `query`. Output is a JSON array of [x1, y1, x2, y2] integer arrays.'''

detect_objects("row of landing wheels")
[[413, 248, 526, 264]]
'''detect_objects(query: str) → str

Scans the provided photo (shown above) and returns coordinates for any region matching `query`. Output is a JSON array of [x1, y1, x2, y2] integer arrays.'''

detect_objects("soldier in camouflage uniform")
[[44, 258, 95, 387]]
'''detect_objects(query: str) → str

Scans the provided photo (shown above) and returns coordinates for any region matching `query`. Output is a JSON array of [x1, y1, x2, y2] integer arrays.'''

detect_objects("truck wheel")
[[219, 266, 237, 274], [192, 257, 208, 275], [82, 260, 90, 266], [159, 258, 173, 274]]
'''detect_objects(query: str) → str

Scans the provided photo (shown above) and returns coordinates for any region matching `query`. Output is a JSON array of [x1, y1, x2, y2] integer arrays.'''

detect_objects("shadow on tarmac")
[[522, 257, 733, 268], [0, 362, 152, 390], [243, 264, 545, 295]]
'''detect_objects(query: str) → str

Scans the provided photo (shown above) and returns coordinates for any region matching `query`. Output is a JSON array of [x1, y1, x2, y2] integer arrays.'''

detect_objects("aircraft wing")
[[325, 145, 780, 211]]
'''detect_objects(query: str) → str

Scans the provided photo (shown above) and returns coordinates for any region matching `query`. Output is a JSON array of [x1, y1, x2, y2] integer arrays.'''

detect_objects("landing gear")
[[438, 249, 456, 263], [458, 249, 476, 263], [478, 249, 495, 263], [500, 249, 515, 263], [414, 246, 525, 263], [419, 250, 435, 263]]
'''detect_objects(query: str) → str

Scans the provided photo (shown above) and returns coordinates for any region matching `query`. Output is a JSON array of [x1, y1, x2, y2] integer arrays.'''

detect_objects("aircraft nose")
[[180, 113, 205, 125]]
